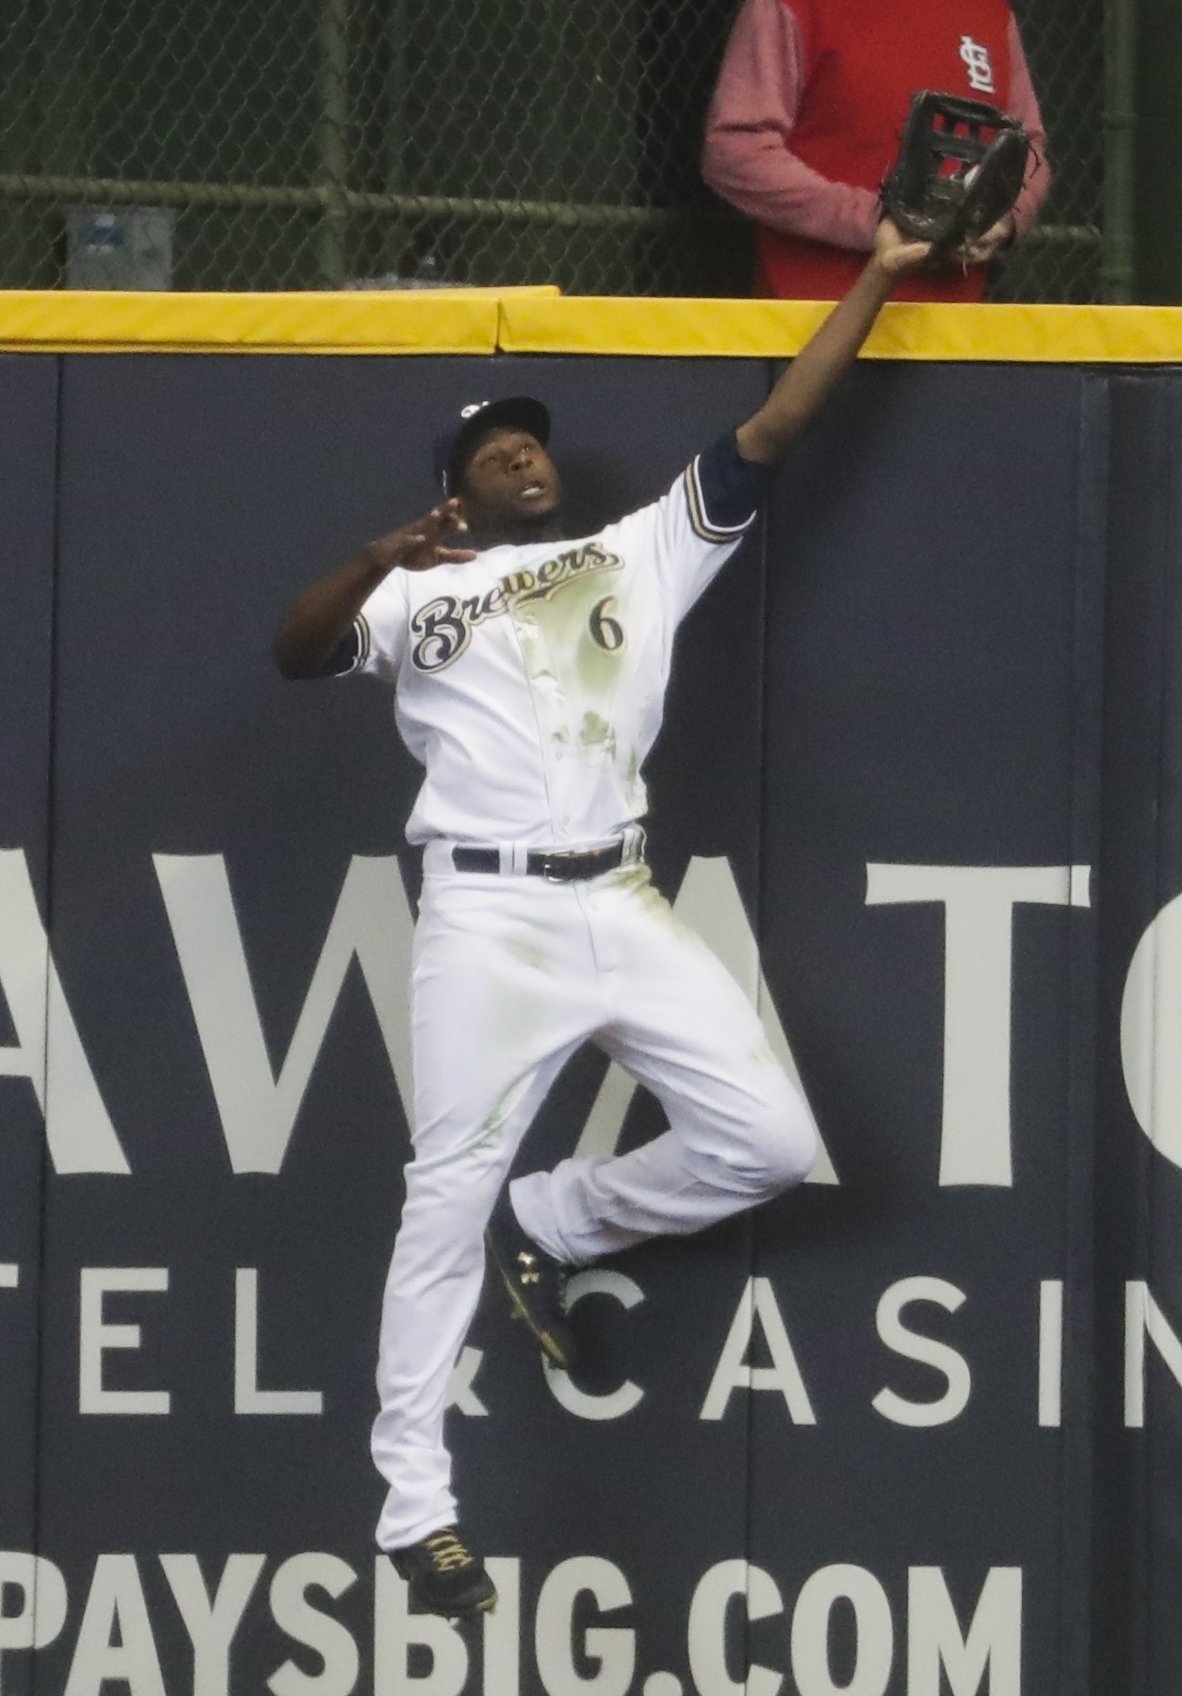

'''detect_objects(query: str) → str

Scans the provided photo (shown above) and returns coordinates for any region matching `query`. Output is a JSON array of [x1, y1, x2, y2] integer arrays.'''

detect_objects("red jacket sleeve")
[[701, 0, 881, 252]]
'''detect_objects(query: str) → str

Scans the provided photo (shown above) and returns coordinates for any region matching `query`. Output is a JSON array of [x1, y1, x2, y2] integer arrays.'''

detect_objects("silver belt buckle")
[[540, 847, 582, 882]]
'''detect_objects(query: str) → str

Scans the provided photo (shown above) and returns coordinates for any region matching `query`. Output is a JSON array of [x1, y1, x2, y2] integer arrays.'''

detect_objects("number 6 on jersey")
[[589, 595, 625, 652]]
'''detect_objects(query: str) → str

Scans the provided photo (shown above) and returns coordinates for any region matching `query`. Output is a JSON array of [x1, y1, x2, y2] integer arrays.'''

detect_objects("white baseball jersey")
[[338, 441, 767, 845]]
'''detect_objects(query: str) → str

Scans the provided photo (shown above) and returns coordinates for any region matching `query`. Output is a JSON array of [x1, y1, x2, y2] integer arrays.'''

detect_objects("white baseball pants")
[[372, 855, 817, 1550]]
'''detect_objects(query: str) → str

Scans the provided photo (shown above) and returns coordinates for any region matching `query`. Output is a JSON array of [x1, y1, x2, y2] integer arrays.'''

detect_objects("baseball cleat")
[[485, 1205, 577, 1371], [390, 1526, 498, 1619]]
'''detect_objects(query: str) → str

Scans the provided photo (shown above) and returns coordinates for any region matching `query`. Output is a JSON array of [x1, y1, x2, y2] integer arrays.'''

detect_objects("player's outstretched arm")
[[734, 219, 934, 468], [274, 501, 476, 679]]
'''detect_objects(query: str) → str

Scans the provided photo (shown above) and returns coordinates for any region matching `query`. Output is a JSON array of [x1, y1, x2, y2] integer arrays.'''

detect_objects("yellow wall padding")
[[0, 286, 555, 355], [496, 296, 1182, 364], [2, 287, 1182, 362]]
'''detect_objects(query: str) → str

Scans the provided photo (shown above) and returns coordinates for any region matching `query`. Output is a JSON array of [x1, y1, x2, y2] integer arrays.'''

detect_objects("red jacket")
[[702, 0, 1051, 301]]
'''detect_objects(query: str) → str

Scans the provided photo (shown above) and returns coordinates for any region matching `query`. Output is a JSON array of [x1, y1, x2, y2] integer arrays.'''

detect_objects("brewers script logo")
[[409, 541, 623, 672]]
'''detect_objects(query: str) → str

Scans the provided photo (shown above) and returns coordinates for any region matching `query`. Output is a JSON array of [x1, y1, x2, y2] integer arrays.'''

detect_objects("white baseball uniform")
[[336, 436, 818, 1549]]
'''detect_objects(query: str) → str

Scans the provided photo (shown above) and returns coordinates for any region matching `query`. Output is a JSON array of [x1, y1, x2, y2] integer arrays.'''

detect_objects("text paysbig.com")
[[0, 1552, 1022, 1695]]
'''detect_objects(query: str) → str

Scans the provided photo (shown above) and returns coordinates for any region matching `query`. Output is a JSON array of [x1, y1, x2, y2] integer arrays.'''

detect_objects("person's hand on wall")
[[957, 213, 1017, 266]]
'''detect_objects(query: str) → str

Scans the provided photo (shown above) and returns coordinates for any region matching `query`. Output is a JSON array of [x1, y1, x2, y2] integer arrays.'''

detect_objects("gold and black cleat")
[[390, 1525, 497, 1619], [485, 1207, 577, 1371]]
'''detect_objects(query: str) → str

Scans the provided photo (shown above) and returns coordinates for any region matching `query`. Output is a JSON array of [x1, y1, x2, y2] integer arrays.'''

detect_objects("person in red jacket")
[[702, 0, 1051, 301]]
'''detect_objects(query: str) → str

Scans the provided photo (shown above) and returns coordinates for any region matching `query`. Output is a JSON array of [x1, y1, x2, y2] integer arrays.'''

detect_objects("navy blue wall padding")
[[0, 349, 1178, 1695]]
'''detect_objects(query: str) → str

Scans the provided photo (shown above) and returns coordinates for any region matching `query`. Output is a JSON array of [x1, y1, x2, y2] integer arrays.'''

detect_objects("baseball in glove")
[[880, 91, 1034, 255]]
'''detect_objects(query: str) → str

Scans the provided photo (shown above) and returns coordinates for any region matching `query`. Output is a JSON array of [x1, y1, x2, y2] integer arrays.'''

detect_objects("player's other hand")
[[871, 217, 935, 278], [364, 500, 477, 575]]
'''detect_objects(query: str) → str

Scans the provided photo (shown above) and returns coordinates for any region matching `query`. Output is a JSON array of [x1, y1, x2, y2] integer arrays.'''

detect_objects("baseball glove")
[[880, 91, 1034, 253]]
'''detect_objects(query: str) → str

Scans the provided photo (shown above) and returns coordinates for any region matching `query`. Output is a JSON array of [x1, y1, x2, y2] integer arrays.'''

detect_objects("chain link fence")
[[996, 0, 1107, 303], [0, 0, 1105, 301]]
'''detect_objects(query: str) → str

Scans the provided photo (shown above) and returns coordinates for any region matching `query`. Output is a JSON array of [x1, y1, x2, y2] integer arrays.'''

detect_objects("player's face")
[[457, 426, 563, 539]]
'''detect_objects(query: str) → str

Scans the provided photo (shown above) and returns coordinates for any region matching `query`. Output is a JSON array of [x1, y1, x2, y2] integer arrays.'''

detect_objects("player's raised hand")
[[736, 216, 939, 468], [365, 500, 477, 575], [872, 216, 936, 277]]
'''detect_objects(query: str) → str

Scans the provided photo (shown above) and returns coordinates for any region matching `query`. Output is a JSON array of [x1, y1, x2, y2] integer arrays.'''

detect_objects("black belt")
[[452, 840, 632, 882]]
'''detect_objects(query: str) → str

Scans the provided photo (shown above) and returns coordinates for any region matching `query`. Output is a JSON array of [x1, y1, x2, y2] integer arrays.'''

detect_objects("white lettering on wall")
[[544, 1271, 646, 1420], [267, 1553, 358, 1696], [907, 1566, 1022, 1695], [79, 1268, 170, 1416], [0, 849, 1105, 1191], [155, 853, 415, 1175], [872, 1277, 971, 1427], [866, 863, 1091, 1186], [688, 1560, 783, 1696], [0, 1552, 69, 1680], [444, 1346, 489, 1417], [791, 1565, 892, 1696], [63, 1555, 165, 1696], [482, 1560, 522, 1696], [535, 1558, 635, 1696], [1038, 1280, 1064, 1427], [700, 1276, 816, 1424], [0, 1551, 1029, 1694], [234, 1269, 323, 1416], [1125, 1280, 1182, 1427], [160, 1554, 265, 1696], [1121, 891, 1182, 1171], [373, 1555, 469, 1696], [0, 850, 128, 1174]]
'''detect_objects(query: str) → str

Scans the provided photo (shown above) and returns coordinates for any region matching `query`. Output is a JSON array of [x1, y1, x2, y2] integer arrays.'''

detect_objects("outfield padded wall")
[[0, 300, 1179, 1696], [4, 290, 1182, 359]]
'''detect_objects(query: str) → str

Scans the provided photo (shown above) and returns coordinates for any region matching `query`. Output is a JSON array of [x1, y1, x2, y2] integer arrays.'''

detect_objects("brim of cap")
[[449, 395, 551, 488]]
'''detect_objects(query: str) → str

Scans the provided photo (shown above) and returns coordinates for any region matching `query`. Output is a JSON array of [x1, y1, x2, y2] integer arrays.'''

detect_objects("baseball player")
[[275, 219, 941, 1620]]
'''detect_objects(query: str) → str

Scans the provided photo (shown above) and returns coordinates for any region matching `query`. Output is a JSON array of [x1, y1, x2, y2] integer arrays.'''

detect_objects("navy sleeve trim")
[[685, 432, 774, 542], [318, 619, 364, 677]]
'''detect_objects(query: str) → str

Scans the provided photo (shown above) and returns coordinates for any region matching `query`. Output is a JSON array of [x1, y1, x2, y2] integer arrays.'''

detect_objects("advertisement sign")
[[0, 353, 1177, 1694]]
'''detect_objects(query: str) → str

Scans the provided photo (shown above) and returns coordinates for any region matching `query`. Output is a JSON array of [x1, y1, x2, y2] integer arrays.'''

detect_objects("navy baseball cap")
[[432, 396, 551, 496]]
